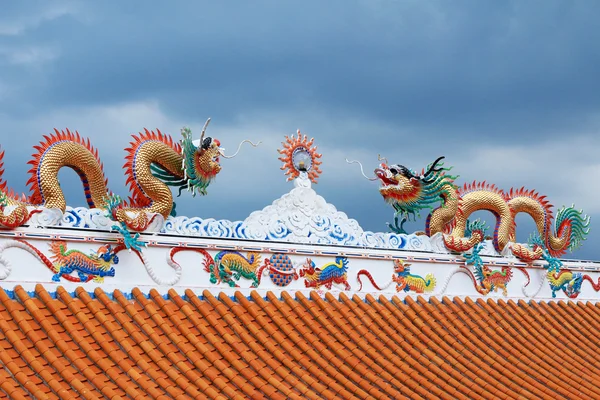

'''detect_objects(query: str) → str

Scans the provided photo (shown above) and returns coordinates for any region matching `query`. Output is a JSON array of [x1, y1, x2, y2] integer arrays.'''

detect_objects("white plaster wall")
[[1, 226, 599, 302]]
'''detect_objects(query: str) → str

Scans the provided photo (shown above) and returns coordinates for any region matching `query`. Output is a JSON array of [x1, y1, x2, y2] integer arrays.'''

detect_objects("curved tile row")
[[0, 286, 599, 399]]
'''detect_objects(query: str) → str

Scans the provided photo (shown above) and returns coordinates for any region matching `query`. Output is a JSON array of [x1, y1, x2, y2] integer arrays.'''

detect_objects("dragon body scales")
[[0, 126, 226, 231], [373, 156, 590, 261]]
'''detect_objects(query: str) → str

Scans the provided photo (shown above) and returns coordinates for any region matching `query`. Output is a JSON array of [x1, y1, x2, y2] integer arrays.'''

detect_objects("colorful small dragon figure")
[[547, 269, 584, 299], [528, 234, 599, 299], [357, 259, 436, 293], [299, 256, 351, 290], [0, 121, 256, 231], [369, 156, 590, 261], [462, 240, 513, 296], [169, 248, 269, 288], [47, 241, 119, 283], [0, 239, 119, 283], [478, 265, 512, 296]]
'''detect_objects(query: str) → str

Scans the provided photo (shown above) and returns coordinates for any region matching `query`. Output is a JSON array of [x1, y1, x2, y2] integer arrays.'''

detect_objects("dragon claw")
[[387, 213, 409, 234], [111, 223, 147, 252]]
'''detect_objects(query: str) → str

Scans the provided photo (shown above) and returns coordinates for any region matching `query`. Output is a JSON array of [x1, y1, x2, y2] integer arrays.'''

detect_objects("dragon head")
[[393, 259, 410, 273], [481, 265, 493, 277], [375, 156, 457, 221], [298, 258, 316, 277], [180, 119, 260, 196], [96, 244, 119, 265], [181, 125, 222, 196]]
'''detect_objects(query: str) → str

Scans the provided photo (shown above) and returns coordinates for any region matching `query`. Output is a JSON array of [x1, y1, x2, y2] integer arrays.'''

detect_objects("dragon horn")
[[199, 117, 211, 146], [220, 139, 262, 159], [424, 156, 446, 177], [377, 154, 388, 165], [345, 158, 378, 181]]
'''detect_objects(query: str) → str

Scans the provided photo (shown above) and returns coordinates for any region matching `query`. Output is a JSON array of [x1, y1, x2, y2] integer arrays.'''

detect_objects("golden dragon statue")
[[0, 120, 256, 234], [353, 156, 590, 261]]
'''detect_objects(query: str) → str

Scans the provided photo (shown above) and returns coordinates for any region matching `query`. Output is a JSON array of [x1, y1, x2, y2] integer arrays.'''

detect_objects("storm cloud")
[[1, 0, 599, 259]]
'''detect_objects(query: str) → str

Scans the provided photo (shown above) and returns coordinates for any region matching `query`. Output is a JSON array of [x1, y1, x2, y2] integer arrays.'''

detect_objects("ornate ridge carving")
[[26, 185, 434, 251]]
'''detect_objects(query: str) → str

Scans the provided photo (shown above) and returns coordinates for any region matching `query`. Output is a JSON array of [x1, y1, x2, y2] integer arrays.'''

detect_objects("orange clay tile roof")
[[1, 285, 599, 399]]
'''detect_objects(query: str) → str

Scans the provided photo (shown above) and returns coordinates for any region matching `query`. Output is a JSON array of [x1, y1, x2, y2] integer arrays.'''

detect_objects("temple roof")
[[1, 285, 598, 399], [1, 130, 598, 399]]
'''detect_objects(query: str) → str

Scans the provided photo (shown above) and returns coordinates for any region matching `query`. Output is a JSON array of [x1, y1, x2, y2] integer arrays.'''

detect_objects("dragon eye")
[[390, 168, 398, 175], [202, 137, 212, 150], [399, 166, 411, 176]]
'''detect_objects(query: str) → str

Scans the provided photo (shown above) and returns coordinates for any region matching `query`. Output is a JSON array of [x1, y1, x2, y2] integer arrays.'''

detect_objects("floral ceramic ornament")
[[278, 130, 322, 183]]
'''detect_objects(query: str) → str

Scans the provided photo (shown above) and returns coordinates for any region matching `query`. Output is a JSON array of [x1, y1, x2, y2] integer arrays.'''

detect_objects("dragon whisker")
[[220, 139, 262, 159], [377, 154, 388, 165], [345, 158, 378, 181]]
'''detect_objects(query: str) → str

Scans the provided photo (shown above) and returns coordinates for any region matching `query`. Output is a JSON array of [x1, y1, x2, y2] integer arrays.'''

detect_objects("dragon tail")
[[0, 239, 88, 281], [443, 219, 486, 253], [0, 150, 33, 228], [459, 265, 486, 295], [510, 243, 544, 262], [356, 269, 392, 291], [169, 247, 215, 273], [256, 260, 271, 286], [546, 205, 590, 257], [17, 239, 57, 272], [583, 275, 600, 291], [423, 273, 436, 293], [0, 196, 32, 228]]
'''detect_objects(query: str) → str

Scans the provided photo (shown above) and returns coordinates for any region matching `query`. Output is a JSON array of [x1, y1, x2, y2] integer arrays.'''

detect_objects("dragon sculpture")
[[461, 241, 513, 296], [477, 265, 512, 296], [0, 239, 121, 283], [547, 269, 584, 299], [0, 121, 255, 234], [357, 259, 436, 293], [298, 256, 351, 290], [169, 248, 269, 288], [527, 234, 600, 298], [367, 156, 590, 261]]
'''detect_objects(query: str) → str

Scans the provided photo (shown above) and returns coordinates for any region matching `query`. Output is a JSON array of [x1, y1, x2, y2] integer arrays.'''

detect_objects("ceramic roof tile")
[[2, 285, 600, 399]]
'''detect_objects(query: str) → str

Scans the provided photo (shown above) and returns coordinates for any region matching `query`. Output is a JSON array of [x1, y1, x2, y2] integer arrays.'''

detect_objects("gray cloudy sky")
[[1, 1, 599, 259]]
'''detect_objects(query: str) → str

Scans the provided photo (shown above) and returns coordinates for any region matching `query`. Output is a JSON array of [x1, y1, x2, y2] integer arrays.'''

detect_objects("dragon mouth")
[[375, 168, 398, 187]]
